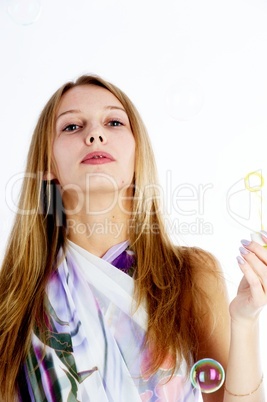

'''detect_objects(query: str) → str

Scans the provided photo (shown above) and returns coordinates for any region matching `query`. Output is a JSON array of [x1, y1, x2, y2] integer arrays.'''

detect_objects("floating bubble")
[[190, 358, 225, 393], [165, 78, 204, 121], [6, 0, 42, 25]]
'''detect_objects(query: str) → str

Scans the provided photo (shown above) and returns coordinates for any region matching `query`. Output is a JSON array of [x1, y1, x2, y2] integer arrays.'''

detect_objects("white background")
[[0, 0, 267, 389]]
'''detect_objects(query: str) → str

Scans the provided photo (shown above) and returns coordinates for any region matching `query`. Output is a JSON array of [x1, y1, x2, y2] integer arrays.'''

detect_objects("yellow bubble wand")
[[244, 170, 266, 246]]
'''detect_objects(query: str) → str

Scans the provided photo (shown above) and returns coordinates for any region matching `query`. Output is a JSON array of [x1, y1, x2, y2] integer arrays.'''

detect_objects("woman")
[[0, 75, 265, 401]]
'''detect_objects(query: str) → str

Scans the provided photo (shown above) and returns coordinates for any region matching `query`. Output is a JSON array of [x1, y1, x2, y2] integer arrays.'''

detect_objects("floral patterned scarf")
[[18, 240, 202, 402]]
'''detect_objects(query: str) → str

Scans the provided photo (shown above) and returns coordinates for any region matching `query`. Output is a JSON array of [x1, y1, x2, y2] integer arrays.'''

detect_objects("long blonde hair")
[[0, 75, 218, 400]]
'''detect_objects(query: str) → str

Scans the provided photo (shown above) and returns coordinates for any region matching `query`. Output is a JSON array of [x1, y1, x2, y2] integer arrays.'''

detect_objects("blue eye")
[[63, 124, 80, 132]]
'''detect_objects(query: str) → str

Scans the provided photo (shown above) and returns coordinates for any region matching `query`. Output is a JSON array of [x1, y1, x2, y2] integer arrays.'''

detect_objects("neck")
[[65, 196, 132, 257]]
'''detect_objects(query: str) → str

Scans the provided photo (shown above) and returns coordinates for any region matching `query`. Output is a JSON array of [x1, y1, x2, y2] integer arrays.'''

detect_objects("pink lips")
[[81, 151, 115, 165]]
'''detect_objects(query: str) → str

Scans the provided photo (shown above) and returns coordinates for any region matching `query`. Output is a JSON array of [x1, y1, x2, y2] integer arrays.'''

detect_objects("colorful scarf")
[[19, 241, 202, 401]]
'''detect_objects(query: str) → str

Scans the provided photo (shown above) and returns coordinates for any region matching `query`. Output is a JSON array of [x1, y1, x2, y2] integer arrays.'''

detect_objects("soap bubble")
[[165, 79, 204, 121], [6, 0, 42, 25], [190, 358, 225, 393]]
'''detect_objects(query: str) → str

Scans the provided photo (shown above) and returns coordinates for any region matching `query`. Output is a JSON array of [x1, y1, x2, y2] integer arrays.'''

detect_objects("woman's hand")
[[229, 233, 267, 325]]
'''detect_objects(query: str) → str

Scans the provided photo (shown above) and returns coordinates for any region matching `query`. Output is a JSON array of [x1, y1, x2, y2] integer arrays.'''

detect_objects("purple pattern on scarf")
[[102, 241, 136, 274]]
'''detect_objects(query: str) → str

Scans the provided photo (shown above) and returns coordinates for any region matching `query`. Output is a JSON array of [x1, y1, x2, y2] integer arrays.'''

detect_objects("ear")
[[43, 171, 57, 181]]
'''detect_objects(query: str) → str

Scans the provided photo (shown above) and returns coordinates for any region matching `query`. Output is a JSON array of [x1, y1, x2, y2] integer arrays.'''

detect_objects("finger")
[[259, 230, 267, 245], [236, 257, 266, 306], [240, 239, 267, 265], [251, 231, 267, 246], [239, 247, 267, 291], [236, 272, 249, 292]]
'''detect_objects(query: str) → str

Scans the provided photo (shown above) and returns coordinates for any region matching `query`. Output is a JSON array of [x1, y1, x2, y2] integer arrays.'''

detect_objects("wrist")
[[225, 373, 264, 398], [230, 316, 260, 333]]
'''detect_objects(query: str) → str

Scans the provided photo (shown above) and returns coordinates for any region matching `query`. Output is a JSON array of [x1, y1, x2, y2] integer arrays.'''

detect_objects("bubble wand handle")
[[244, 171, 267, 247]]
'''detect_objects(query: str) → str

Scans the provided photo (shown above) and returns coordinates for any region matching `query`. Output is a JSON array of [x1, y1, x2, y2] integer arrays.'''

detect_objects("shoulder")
[[178, 246, 225, 286], [176, 245, 230, 338], [179, 246, 230, 366], [179, 245, 219, 267], [177, 246, 230, 379]]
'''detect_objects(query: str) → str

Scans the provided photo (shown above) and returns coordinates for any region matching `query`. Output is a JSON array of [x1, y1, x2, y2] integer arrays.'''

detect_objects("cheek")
[[127, 138, 136, 165], [124, 144, 136, 181], [116, 135, 135, 168], [51, 141, 71, 180], [122, 146, 135, 173], [51, 144, 62, 177], [131, 145, 136, 171]]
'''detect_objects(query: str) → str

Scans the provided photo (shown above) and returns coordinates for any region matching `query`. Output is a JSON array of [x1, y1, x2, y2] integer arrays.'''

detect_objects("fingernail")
[[260, 230, 267, 239], [236, 256, 245, 265], [239, 246, 249, 255], [241, 239, 251, 246]]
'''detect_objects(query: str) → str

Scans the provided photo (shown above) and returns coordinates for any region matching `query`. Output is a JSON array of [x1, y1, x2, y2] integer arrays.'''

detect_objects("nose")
[[89, 135, 104, 144], [85, 131, 107, 146]]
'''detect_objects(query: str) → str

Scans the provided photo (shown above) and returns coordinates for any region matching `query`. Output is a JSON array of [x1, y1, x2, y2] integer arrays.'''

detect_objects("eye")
[[63, 124, 81, 132], [107, 119, 123, 127]]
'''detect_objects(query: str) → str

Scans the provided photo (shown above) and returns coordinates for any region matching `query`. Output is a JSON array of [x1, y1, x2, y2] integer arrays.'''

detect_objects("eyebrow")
[[56, 109, 81, 120], [56, 105, 127, 120], [104, 106, 127, 113]]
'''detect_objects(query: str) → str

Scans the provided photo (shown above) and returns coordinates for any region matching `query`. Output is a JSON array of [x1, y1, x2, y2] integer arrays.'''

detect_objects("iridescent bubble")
[[190, 358, 225, 393], [6, 0, 42, 25], [165, 79, 204, 121]]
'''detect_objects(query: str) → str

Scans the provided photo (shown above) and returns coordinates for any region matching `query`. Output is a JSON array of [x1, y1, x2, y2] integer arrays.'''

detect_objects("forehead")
[[57, 85, 123, 114]]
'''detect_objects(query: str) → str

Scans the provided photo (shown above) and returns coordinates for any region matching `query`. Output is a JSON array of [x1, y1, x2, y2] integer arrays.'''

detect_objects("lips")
[[81, 151, 115, 164]]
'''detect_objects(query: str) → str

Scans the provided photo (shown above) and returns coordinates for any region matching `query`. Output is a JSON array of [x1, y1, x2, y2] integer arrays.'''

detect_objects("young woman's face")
[[52, 85, 135, 209]]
